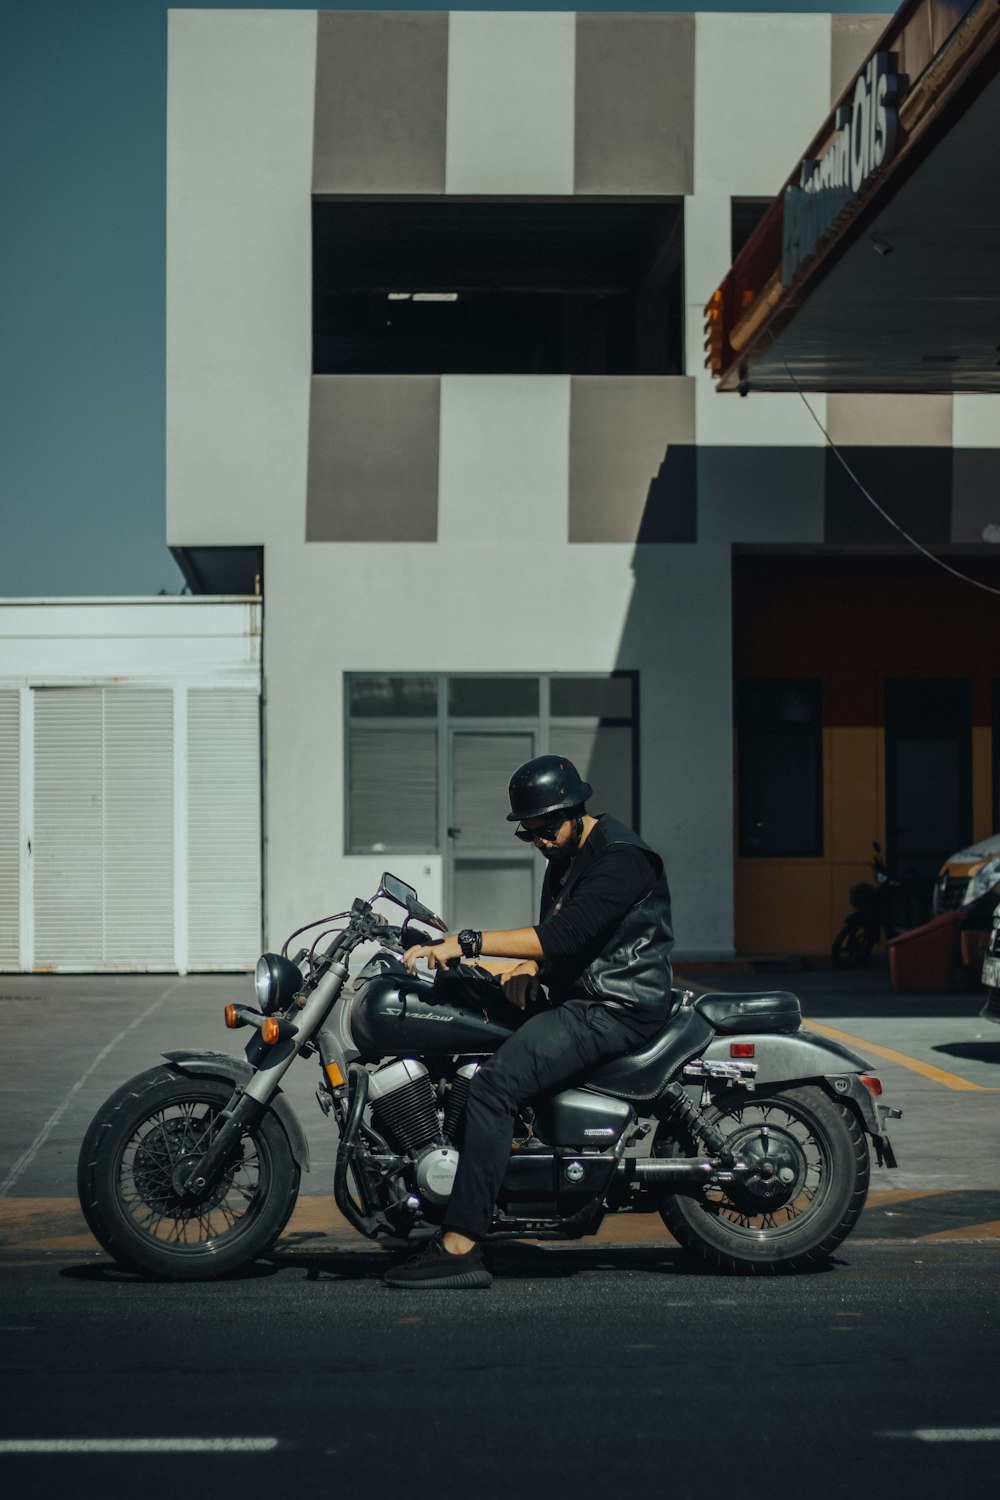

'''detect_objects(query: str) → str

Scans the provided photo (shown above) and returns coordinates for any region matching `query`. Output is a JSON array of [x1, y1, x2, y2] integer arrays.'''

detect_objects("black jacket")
[[538, 815, 674, 1021]]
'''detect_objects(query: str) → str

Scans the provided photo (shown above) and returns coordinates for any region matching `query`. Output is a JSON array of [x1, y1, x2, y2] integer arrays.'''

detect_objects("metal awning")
[[706, 0, 1000, 394]]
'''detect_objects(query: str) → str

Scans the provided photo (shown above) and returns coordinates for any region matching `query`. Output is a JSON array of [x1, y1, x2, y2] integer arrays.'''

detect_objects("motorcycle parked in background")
[[78, 873, 901, 1281], [832, 842, 902, 970]]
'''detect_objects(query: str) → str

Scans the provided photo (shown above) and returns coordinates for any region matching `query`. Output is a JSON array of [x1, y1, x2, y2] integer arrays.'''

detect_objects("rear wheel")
[[77, 1067, 300, 1280], [657, 1084, 869, 1274]]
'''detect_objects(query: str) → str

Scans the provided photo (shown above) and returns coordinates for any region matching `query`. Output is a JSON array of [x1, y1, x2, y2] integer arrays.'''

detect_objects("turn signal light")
[[730, 1042, 755, 1058], [224, 1004, 239, 1029], [261, 1017, 281, 1044], [860, 1075, 883, 1098]]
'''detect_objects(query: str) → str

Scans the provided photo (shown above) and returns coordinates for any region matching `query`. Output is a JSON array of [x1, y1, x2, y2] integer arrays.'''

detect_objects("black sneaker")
[[384, 1234, 492, 1289]]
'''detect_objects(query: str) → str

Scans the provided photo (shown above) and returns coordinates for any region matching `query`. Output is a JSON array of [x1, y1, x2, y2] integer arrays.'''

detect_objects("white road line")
[[0, 1438, 279, 1454], [883, 1429, 1000, 1442], [0, 981, 184, 1198]]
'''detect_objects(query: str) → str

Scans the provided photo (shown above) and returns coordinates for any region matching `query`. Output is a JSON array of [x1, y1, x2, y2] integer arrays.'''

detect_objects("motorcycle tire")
[[831, 920, 876, 970], [77, 1066, 300, 1281], [656, 1083, 869, 1275]]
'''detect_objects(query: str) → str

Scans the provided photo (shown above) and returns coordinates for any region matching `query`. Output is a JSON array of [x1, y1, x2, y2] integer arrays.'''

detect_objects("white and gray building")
[[5, 7, 998, 973]]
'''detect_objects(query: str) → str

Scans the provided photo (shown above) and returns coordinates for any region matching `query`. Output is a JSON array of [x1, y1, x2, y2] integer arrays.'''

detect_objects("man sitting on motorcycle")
[[389, 753, 674, 1289]]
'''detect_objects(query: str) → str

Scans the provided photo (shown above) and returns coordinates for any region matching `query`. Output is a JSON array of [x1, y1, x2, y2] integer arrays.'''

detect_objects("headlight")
[[966, 858, 1000, 904], [254, 952, 303, 1014]]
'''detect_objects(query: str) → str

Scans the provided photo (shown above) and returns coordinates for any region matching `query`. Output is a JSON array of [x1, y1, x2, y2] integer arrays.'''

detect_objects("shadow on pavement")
[[55, 1242, 843, 1284], [933, 1041, 1000, 1065]]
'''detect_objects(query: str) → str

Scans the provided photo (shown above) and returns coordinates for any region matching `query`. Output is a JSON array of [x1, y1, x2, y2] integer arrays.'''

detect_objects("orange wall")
[[735, 727, 883, 954], [733, 556, 999, 956]]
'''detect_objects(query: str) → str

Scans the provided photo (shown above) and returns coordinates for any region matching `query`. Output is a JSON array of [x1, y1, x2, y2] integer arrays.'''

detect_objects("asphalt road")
[[1, 1241, 997, 1500], [0, 964, 998, 1498]]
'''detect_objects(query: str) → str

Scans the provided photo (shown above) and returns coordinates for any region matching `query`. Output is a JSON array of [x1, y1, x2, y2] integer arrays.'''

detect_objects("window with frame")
[[738, 680, 823, 857], [346, 672, 638, 854], [313, 200, 684, 376]]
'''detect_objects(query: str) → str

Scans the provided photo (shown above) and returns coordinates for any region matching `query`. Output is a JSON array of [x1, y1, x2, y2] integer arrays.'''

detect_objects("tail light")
[[860, 1074, 883, 1098]]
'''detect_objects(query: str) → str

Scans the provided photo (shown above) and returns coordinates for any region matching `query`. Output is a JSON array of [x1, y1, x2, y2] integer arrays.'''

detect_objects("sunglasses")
[[514, 816, 567, 844]]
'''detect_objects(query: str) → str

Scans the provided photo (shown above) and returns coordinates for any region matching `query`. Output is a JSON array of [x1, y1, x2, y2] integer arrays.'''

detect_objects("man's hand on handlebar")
[[404, 935, 461, 972], [404, 930, 546, 1007]]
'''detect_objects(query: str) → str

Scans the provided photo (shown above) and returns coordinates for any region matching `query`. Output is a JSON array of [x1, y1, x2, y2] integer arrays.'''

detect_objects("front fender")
[[163, 1050, 310, 1172]]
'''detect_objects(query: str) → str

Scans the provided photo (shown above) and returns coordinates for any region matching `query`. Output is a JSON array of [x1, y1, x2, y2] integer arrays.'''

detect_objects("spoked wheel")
[[78, 1067, 300, 1280], [831, 920, 876, 970], [657, 1084, 869, 1274]]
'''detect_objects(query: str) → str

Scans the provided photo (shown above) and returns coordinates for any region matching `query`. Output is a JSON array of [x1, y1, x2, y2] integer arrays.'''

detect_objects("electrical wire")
[[281, 911, 351, 956], [777, 357, 1000, 599], [307, 927, 344, 963]]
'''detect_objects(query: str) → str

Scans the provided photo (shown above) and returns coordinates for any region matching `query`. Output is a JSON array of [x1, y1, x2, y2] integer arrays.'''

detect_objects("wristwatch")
[[458, 929, 482, 960]]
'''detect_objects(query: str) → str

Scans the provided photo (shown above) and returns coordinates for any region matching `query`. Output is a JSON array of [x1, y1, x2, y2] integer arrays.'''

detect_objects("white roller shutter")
[[452, 732, 533, 848], [186, 689, 261, 968], [34, 689, 105, 965], [33, 688, 174, 968], [0, 692, 19, 965], [349, 728, 438, 851], [103, 690, 174, 965]]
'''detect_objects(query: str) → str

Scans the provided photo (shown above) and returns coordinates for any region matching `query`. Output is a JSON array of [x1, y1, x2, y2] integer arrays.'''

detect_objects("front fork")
[[176, 958, 351, 1199]]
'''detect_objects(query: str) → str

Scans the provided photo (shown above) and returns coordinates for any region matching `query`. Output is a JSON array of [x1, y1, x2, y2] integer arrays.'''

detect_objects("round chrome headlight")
[[254, 952, 303, 1014], [255, 955, 274, 1009]]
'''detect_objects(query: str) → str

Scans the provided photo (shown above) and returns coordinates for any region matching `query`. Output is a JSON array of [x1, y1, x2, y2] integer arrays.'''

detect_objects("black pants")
[[443, 999, 663, 1242]]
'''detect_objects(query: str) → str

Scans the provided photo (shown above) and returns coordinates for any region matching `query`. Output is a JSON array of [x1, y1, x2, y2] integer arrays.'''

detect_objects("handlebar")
[[369, 922, 435, 951]]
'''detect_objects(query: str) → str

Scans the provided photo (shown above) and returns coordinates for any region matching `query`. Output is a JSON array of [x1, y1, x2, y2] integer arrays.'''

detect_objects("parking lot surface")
[[1, 963, 998, 1255]]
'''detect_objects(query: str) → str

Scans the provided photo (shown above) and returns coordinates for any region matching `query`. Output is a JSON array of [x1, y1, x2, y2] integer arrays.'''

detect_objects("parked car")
[[981, 905, 1000, 1025], [932, 833, 1000, 916]]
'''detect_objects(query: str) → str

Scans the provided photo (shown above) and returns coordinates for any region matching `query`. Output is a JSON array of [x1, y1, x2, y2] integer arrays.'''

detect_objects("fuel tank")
[[349, 957, 519, 1059]]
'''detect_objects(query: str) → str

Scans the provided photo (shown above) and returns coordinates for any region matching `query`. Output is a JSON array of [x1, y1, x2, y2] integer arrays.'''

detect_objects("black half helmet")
[[506, 755, 593, 823]]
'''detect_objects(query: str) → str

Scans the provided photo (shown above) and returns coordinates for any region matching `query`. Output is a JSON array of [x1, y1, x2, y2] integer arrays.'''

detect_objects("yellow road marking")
[[802, 1017, 995, 1091], [1, 1195, 998, 1250], [920, 1220, 1000, 1242], [867, 1188, 947, 1206]]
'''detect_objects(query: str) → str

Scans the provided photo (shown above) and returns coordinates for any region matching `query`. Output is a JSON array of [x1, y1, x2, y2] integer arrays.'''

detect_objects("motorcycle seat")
[[693, 990, 801, 1034], [585, 1005, 715, 1101], [584, 991, 802, 1102]]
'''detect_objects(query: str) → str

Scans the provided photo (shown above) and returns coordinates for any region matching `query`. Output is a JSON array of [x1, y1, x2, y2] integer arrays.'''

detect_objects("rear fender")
[[700, 1032, 888, 1139], [700, 1030, 871, 1084], [163, 1049, 310, 1171]]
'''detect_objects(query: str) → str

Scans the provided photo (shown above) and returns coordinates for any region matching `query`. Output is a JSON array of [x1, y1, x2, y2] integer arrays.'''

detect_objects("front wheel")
[[831, 918, 876, 970], [657, 1084, 870, 1274], [77, 1067, 300, 1280]]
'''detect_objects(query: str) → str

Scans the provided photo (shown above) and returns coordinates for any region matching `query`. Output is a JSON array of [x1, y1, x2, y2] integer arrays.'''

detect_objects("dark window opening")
[[731, 198, 772, 262], [885, 679, 972, 914], [313, 198, 684, 375], [738, 681, 823, 857]]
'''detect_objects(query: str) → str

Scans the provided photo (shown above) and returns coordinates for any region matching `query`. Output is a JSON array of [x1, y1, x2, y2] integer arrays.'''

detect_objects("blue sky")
[[0, 1, 897, 597]]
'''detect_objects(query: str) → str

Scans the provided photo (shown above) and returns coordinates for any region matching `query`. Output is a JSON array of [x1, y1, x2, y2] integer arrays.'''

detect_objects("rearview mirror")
[[380, 872, 417, 908], [379, 873, 448, 933]]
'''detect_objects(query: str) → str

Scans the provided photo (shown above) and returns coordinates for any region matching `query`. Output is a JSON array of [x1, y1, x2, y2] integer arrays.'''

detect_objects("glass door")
[[447, 730, 538, 932]]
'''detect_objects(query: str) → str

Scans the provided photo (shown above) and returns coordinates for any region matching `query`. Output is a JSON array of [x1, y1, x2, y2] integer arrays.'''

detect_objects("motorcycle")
[[831, 841, 902, 970], [78, 872, 901, 1280]]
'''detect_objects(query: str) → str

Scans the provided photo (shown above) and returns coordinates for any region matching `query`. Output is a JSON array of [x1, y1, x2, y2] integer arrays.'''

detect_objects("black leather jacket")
[[539, 815, 674, 1022]]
